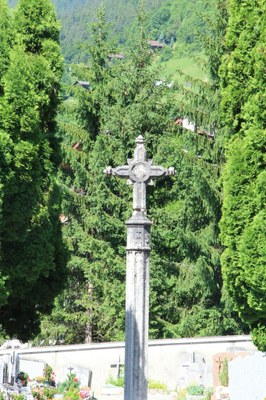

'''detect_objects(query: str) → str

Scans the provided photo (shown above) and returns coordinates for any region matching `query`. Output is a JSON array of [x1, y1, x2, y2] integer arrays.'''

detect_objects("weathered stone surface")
[[105, 136, 174, 400]]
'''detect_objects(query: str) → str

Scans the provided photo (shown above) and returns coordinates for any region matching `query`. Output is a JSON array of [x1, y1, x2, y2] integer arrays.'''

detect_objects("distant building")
[[73, 80, 90, 89], [149, 40, 165, 50], [108, 53, 125, 60], [59, 214, 69, 224], [174, 117, 215, 139]]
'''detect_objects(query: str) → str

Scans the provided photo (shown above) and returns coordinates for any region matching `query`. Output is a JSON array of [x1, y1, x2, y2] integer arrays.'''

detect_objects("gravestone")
[[229, 352, 266, 400], [178, 352, 208, 388], [18, 358, 45, 379], [63, 366, 92, 387]]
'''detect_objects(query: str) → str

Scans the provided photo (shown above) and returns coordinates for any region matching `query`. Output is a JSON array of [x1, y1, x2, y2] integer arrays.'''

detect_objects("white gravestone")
[[229, 352, 266, 400]]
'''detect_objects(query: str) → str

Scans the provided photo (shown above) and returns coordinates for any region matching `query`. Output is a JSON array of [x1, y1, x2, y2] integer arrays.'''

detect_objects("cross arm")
[[150, 166, 175, 179], [104, 165, 130, 178]]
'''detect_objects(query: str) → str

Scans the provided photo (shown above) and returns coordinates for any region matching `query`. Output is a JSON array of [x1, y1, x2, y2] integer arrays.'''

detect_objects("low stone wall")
[[0, 335, 257, 398]]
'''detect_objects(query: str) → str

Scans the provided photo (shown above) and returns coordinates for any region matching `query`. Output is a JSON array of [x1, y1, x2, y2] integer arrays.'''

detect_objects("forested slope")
[[8, 0, 210, 63]]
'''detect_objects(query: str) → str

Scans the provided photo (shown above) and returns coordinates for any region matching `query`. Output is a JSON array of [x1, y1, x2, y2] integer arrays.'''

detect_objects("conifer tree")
[[36, 3, 244, 344], [36, 7, 122, 344], [0, 0, 14, 307], [0, 0, 66, 341], [219, 0, 266, 351], [0, 0, 13, 89], [36, 6, 178, 343], [148, 0, 246, 338]]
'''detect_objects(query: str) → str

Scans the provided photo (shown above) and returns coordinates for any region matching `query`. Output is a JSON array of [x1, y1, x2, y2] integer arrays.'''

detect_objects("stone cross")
[[104, 135, 174, 400]]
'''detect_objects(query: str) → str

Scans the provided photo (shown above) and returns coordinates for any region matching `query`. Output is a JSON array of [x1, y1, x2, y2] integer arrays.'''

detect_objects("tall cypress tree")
[[0, 0, 66, 341], [0, 0, 13, 89], [0, 0, 14, 309], [219, 0, 266, 351]]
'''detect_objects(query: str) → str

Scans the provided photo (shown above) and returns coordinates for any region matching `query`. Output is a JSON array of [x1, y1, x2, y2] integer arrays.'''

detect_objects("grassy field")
[[155, 47, 209, 84]]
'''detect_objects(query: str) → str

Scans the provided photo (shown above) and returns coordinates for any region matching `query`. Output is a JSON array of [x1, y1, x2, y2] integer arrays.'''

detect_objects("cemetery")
[[0, 335, 265, 400], [0, 138, 265, 400], [0, 2, 265, 399]]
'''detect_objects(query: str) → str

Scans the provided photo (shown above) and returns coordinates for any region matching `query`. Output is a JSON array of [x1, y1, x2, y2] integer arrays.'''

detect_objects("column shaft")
[[124, 217, 151, 400]]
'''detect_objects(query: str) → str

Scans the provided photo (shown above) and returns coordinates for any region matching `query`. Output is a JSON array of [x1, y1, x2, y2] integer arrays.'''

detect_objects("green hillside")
[[8, 0, 212, 67]]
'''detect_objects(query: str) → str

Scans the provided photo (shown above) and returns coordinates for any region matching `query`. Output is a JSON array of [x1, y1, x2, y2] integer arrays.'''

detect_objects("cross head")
[[104, 135, 175, 213]]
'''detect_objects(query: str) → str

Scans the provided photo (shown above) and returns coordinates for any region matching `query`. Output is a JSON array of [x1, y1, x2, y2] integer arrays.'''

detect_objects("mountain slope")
[[8, 0, 165, 62]]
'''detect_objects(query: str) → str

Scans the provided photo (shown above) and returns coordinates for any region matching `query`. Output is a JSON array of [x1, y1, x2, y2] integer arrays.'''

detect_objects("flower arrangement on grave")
[[43, 365, 56, 386], [78, 387, 91, 399], [186, 384, 204, 395], [34, 376, 46, 384], [16, 371, 29, 386], [32, 386, 44, 400], [58, 373, 80, 395], [32, 385, 58, 400]]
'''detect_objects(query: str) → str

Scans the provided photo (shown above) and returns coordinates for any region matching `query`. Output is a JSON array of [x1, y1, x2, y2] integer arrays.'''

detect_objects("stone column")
[[125, 214, 151, 400], [104, 135, 175, 400]]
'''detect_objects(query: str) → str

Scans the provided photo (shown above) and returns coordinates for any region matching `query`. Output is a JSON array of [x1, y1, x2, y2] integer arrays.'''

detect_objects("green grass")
[[155, 47, 209, 84], [105, 377, 168, 392]]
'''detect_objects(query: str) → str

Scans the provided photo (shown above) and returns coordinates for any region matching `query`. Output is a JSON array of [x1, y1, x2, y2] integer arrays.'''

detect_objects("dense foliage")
[[34, 4, 245, 345], [2, 0, 264, 349], [219, 0, 266, 350], [8, 0, 214, 63], [0, 0, 67, 341]]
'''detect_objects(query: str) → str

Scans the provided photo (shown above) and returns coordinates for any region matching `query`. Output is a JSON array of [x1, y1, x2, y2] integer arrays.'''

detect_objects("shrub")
[[204, 388, 213, 400], [106, 376, 124, 387], [148, 380, 167, 391], [187, 384, 204, 395], [219, 359, 229, 387]]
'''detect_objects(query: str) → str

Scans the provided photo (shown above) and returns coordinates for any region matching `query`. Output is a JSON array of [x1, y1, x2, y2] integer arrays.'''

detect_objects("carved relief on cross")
[[104, 135, 175, 214]]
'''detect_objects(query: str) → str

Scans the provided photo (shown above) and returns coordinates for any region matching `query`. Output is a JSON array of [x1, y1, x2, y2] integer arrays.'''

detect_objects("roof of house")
[[73, 80, 90, 88], [108, 53, 125, 59], [149, 40, 165, 48]]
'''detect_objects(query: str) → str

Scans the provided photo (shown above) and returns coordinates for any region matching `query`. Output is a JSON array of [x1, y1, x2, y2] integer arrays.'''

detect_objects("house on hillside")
[[174, 117, 215, 139], [149, 40, 165, 50], [108, 53, 125, 61], [73, 80, 90, 89]]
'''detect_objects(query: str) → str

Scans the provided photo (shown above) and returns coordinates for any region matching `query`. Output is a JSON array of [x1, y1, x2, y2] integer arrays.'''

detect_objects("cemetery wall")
[[0, 335, 257, 398]]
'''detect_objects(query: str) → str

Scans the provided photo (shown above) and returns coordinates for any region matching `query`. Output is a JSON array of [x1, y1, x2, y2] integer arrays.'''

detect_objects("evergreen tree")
[[36, 6, 177, 344], [0, 0, 66, 341], [36, 7, 122, 344], [149, 0, 246, 339], [0, 0, 14, 307], [36, 2, 244, 344], [0, 0, 13, 89], [219, 0, 266, 351]]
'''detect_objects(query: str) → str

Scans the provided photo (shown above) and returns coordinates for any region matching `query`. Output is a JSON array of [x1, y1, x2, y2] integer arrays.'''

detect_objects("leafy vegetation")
[[219, 0, 266, 351], [187, 384, 204, 395], [1, 0, 265, 351], [219, 359, 229, 387], [0, 0, 67, 341], [33, 2, 245, 345]]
